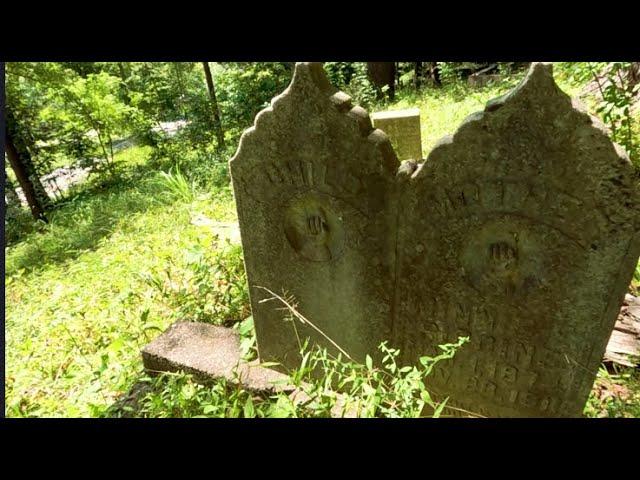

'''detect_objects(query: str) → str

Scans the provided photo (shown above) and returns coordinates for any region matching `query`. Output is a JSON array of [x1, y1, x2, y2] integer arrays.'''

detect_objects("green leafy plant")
[[142, 242, 250, 325], [255, 287, 471, 418], [557, 62, 639, 165], [323, 62, 379, 108], [40, 71, 143, 175], [235, 316, 258, 361], [106, 372, 263, 418], [436, 62, 462, 84], [590, 63, 639, 164], [215, 63, 292, 141], [632, 261, 640, 294], [156, 166, 197, 203], [585, 365, 640, 418], [280, 338, 470, 418]]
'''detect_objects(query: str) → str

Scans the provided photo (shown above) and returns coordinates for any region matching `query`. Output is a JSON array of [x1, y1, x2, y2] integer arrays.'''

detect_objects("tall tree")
[[4, 169, 21, 209], [366, 62, 396, 100], [414, 62, 423, 89], [428, 62, 441, 87], [201, 62, 225, 150], [5, 111, 49, 222]]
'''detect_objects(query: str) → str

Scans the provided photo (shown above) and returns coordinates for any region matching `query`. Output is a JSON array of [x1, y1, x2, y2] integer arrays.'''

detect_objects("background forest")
[[5, 62, 640, 417]]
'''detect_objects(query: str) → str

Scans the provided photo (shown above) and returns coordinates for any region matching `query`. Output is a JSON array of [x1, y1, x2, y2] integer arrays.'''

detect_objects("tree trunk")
[[4, 168, 21, 209], [117, 62, 131, 105], [366, 62, 396, 100], [172, 63, 189, 120], [429, 62, 442, 87], [628, 62, 640, 90], [201, 62, 226, 150], [414, 62, 423, 89], [5, 130, 48, 222]]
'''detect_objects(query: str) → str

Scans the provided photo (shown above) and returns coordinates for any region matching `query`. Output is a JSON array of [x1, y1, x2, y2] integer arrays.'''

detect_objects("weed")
[[156, 166, 197, 203], [142, 242, 249, 325], [585, 365, 640, 417]]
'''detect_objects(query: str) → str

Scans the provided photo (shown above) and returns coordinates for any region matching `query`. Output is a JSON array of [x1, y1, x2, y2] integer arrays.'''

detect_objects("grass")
[[585, 365, 640, 418], [5, 144, 240, 417], [389, 79, 518, 157], [5, 66, 640, 418]]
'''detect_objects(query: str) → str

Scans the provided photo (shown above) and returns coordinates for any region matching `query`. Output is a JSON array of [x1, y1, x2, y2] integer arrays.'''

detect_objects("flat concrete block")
[[142, 321, 290, 392], [371, 108, 423, 161], [141, 321, 358, 417]]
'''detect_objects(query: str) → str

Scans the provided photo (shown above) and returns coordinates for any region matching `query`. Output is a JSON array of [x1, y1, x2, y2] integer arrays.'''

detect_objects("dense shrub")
[[215, 62, 293, 142]]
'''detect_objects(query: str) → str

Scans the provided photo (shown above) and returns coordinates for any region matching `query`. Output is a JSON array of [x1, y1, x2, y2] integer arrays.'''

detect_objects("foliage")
[[6, 62, 72, 176], [436, 62, 463, 84], [632, 261, 640, 295], [125, 63, 199, 121], [556, 62, 639, 165], [592, 63, 639, 165], [284, 338, 469, 418], [5, 200, 41, 246], [150, 135, 233, 190], [323, 62, 379, 108], [155, 166, 197, 203], [104, 333, 467, 418], [4, 145, 237, 417], [103, 372, 263, 418], [41, 71, 143, 173], [585, 365, 640, 418], [215, 62, 292, 141], [142, 242, 249, 326]]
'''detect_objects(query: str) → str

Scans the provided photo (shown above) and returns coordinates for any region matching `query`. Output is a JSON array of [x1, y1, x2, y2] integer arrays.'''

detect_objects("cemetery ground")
[[5, 71, 640, 418]]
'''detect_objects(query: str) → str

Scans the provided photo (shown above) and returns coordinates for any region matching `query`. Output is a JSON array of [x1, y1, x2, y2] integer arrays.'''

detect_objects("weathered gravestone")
[[229, 63, 400, 367], [371, 108, 423, 161], [230, 62, 640, 417]]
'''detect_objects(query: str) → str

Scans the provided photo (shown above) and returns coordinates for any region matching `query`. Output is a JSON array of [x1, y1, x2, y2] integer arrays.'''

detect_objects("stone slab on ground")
[[141, 321, 358, 417], [142, 321, 290, 392], [190, 215, 241, 245]]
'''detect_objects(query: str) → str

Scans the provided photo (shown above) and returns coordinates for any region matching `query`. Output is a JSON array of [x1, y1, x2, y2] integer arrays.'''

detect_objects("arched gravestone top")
[[230, 62, 399, 367], [230, 62, 640, 417], [393, 63, 640, 417]]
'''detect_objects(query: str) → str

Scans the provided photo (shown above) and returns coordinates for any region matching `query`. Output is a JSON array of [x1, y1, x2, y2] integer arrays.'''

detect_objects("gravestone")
[[371, 108, 423, 161], [393, 63, 640, 417], [230, 62, 640, 417], [229, 63, 399, 367]]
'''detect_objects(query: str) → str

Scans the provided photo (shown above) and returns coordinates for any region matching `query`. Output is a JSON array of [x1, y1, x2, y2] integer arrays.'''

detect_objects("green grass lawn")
[[5, 145, 242, 416], [5, 69, 640, 418]]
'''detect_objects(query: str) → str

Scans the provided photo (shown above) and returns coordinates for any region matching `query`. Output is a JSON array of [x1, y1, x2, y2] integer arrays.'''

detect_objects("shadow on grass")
[[6, 186, 167, 275], [6, 147, 234, 276], [100, 371, 245, 418], [102, 375, 155, 418], [7, 171, 174, 274]]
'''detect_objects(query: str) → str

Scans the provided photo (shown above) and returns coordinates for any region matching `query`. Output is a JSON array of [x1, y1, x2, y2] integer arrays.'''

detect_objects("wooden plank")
[[604, 294, 640, 367]]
